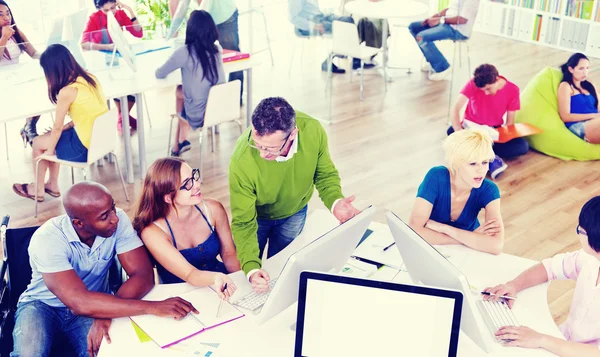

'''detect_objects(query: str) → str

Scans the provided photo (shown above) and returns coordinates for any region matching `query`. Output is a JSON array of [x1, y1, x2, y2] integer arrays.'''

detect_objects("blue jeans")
[[217, 10, 244, 104], [257, 205, 308, 259], [11, 301, 93, 357], [408, 22, 468, 73], [567, 121, 588, 141]]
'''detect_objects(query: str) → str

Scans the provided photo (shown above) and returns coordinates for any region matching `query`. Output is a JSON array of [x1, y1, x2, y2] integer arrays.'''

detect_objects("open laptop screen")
[[294, 272, 463, 357]]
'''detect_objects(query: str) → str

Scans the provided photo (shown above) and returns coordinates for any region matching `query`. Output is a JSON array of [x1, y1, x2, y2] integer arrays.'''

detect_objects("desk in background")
[[98, 210, 563, 357]]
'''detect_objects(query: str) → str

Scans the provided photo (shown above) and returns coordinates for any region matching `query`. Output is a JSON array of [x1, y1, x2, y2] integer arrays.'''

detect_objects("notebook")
[[222, 49, 250, 63], [129, 287, 245, 348], [495, 123, 543, 143]]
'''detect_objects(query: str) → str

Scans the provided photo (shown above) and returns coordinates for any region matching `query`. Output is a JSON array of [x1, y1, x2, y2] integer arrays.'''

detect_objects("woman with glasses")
[[155, 10, 225, 156], [483, 196, 600, 356], [133, 158, 238, 299]]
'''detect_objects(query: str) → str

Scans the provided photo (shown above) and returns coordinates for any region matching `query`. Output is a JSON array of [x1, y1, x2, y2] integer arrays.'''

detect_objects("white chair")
[[326, 21, 386, 122], [167, 80, 243, 181], [447, 39, 472, 118], [34, 111, 129, 217], [239, 5, 275, 67]]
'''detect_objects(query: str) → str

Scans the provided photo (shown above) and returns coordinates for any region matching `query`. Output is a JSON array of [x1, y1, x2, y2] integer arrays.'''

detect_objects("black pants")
[[447, 126, 529, 159], [217, 10, 244, 104]]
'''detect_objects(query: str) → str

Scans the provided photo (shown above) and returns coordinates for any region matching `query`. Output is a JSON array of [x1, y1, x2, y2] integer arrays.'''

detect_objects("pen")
[[481, 291, 517, 300], [216, 283, 228, 318], [382, 242, 395, 251]]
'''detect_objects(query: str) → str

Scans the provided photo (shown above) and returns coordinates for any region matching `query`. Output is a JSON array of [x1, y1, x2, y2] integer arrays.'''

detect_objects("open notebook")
[[130, 287, 245, 348]]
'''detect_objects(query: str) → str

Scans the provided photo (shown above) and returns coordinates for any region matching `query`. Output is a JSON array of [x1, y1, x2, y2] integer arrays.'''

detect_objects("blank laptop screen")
[[296, 275, 462, 357]]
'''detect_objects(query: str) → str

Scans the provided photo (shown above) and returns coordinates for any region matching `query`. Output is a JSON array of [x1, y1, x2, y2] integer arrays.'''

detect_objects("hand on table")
[[495, 326, 545, 348], [151, 297, 198, 320], [212, 273, 237, 300], [249, 269, 271, 293], [87, 318, 112, 357], [333, 195, 361, 223], [482, 282, 518, 308]]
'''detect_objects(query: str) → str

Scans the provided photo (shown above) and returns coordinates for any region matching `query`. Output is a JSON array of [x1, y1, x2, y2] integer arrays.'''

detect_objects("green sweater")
[[229, 112, 344, 274]]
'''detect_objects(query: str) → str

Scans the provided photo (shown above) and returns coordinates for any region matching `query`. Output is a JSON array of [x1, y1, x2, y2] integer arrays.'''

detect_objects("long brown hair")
[[0, 0, 26, 59], [133, 157, 185, 235], [39, 44, 98, 104]]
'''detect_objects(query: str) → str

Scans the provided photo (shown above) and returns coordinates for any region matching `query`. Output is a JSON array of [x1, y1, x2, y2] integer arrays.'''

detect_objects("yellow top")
[[68, 76, 108, 148]]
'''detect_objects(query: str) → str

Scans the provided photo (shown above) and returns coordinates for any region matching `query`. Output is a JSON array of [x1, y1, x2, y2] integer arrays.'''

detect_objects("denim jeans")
[[217, 10, 244, 104], [257, 205, 308, 259], [11, 301, 93, 357], [408, 22, 468, 73]]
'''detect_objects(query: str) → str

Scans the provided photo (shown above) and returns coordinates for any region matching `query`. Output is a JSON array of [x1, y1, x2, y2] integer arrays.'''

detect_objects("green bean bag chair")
[[515, 67, 600, 161]]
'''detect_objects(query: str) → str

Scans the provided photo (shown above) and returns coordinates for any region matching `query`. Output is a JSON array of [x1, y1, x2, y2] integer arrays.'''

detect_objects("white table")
[[345, 0, 429, 76], [98, 211, 563, 357], [0, 50, 258, 183]]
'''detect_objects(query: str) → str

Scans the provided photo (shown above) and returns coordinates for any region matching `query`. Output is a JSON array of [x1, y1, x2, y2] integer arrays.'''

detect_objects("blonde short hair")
[[443, 129, 495, 175]]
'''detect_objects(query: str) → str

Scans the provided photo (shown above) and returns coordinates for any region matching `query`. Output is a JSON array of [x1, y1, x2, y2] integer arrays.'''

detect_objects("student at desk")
[[81, 0, 143, 134], [133, 157, 238, 298], [12, 44, 108, 202], [486, 196, 600, 356], [11, 182, 197, 357], [409, 129, 505, 255], [558, 53, 600, 144], [448, 64, 529, 180], [155, 10, 225, 157], [229, 97, 360, 293], [0, 0, 41, 147]]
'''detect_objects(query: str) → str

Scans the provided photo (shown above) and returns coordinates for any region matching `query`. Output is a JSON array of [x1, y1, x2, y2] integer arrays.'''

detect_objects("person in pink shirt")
[[484, 196, 600, 356], [448, 64, 529, 180]]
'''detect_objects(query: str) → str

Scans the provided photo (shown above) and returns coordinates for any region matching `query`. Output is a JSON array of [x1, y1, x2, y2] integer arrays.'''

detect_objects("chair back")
[[203, 80, 242, 128], [87, 110, 118, 163], [3, 227, 38, 311], [332, 21, 361, 58]]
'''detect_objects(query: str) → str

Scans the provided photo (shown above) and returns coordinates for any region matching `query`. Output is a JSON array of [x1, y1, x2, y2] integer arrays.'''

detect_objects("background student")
[[12, 44, 108, 202], [134, 158, 238, 298], [485, 196, 600, 356], [81, 0, 142, 134], [0, 0, 41, 147], [409, 129, 505, 255], [558, 52, 600, 144], [155, 9, 225, 156], [448, 64, 528, 179]]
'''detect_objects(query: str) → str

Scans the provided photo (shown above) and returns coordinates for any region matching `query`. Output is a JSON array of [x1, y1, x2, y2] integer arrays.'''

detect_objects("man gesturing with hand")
[[229, 97, 360, 293]]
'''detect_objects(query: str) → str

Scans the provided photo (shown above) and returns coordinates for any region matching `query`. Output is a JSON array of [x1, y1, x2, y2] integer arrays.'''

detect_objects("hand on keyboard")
[[494, 326, 545, 348], [483, 282, 518, 308], [249, 269, 271, 293]]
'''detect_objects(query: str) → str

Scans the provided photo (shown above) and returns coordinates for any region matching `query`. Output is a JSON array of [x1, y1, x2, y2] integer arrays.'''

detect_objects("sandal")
[[12, 183, 44, 202], [44, 187, 61, 198]]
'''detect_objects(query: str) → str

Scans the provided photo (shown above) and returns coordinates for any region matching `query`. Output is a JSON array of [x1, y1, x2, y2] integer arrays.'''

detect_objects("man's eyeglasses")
[[247, 131, 292, 155], [180, 168, 200, 191], [577, 225, 587, 236]]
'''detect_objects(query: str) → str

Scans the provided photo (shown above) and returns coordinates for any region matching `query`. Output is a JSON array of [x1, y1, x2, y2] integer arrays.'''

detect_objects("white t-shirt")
[[446, 0, 480, 38], [0, 37, 22, 66]]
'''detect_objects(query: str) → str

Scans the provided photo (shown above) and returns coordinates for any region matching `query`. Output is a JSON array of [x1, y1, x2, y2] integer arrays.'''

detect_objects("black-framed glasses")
[[577, 225, 587, 236], [247, 131, 292, 155], [180, 168, 200, 191]]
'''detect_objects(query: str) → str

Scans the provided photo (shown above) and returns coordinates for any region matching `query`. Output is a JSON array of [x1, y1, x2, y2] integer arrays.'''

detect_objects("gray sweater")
[[155, 45, 226, 129]]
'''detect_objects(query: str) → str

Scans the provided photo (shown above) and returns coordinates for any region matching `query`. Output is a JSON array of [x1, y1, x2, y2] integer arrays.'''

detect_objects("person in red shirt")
[[448, 64, 529, 180], [81, 0, 143, 134]]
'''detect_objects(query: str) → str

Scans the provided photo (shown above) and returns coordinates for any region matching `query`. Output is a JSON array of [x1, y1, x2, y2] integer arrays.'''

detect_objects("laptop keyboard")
[[476, 299, 520, 342], [233, 277, 279, 311]]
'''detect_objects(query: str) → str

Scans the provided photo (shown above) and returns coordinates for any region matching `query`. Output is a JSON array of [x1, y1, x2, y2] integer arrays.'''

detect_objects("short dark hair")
[[95, 0, 116, 9], [251, 97, 296, 136], [579, 196, 600, 252], [473, 64, 499, 88]]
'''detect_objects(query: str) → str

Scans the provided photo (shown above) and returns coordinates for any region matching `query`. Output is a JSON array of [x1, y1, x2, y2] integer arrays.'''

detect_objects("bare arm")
[[207, 200, 241, 273], [451, 94, 468, 131], [81, 42, 115, 51], [443, 16, 469, 25], [45, 87, 77, 156], [17, 29, 39, 59], [432, 199, 504, 255], [114, 246, 155, 299], [558, 82, 600, 122], [539, 337, 600, 357], [506, 111, 516, 126], [409, 198, 460, 245]]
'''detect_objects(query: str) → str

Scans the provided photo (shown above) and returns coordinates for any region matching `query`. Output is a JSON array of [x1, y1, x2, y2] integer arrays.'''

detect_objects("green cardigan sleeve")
[[313, 123, 344, 210], [229, 162, 262, 274]]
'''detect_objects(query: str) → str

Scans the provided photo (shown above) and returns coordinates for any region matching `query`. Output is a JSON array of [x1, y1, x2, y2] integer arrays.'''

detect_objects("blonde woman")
[[409, 129, 504, 254]]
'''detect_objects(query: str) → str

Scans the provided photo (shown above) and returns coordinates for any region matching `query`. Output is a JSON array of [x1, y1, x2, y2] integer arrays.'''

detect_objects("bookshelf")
[[435, 0, 600, 57]]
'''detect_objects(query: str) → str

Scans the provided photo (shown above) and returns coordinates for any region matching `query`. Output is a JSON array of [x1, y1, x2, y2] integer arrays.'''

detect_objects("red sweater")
[[81, 10, 143, 44]]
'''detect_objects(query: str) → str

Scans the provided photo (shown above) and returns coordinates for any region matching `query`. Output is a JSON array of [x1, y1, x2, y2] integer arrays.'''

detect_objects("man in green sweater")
[[229, 97, 359, 293]]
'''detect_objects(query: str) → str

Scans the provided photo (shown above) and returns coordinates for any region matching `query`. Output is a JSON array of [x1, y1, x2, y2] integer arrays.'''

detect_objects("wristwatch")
[[440, 16, 446, 24]]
